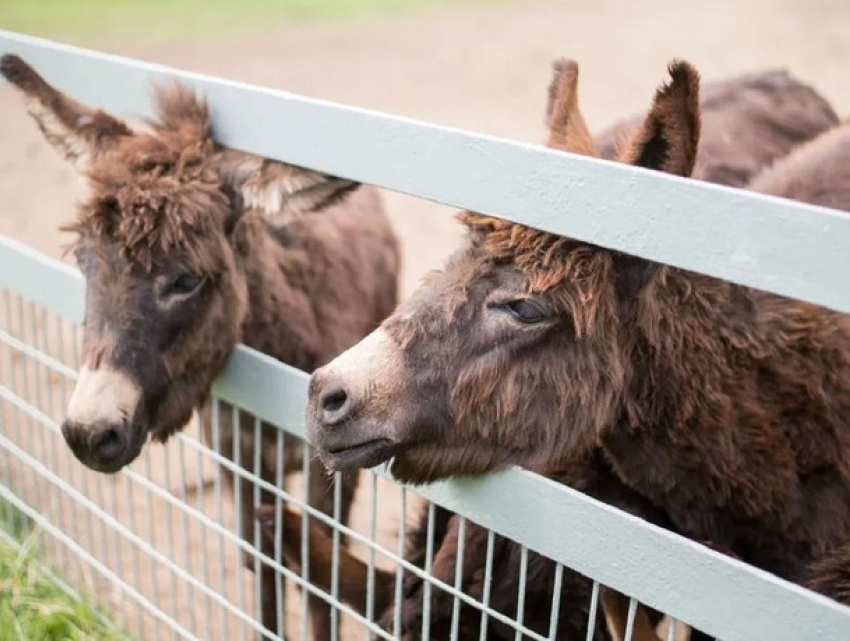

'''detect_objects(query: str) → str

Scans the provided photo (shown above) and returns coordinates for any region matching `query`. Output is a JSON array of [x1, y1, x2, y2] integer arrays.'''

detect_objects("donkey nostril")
[[321, 388, 348, 413], [319, 386, 350, 423], [90, 427, 124, 461]]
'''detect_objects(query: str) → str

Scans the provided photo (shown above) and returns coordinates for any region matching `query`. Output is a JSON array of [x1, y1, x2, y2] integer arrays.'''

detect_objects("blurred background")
[[1, 2, 850, 637]]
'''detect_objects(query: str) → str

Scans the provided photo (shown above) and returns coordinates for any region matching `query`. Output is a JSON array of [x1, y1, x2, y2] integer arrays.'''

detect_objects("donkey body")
[[807, 540, 850, 608], [286, 63, 840, 639], [306, 55, 850, 632], [1, 55, 400, 640], [595, 68, 838, 187]]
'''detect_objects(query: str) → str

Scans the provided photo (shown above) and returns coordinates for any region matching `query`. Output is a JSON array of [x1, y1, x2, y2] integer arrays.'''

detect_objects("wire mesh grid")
[[0, 285, 687, 641]]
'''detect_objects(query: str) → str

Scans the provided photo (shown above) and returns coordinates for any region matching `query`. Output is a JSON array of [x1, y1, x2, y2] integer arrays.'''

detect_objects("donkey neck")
[[233, 212, 324, 373], [602, 270, 850, 573]]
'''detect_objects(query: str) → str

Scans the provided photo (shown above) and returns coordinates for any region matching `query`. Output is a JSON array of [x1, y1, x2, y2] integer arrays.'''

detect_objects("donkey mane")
[[149, 81, 214, 138], [60, 85, 228, 272]]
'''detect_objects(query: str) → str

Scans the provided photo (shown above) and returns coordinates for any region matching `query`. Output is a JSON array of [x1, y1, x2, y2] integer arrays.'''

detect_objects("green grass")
[[0, 497, 132, 641], [0, 0, 511, 44]]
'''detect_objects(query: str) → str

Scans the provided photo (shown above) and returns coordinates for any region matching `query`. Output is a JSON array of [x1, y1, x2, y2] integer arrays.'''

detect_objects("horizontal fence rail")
[[2, 29, 850, 641], [3, 30, 850, 316]]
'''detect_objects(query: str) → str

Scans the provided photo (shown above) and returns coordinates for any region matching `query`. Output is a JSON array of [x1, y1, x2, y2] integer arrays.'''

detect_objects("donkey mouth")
[[319, 438, 394, 471], [61, 419, 147, 474]]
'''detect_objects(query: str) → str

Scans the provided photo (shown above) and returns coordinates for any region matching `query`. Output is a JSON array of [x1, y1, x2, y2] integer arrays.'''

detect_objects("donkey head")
[[1, 54, 357, 473], [306, 60, 701, 484]]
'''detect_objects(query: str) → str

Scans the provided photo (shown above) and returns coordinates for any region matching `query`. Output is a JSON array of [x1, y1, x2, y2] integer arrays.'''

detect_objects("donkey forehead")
[[75, 139, 230, 265], [390, 249, 524, 333], [93, 138, 215, 182], [72, 195, 230, 276]]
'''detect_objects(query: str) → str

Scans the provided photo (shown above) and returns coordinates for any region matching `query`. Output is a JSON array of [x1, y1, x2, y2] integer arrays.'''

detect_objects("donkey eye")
[[502, 300, 548, 324], [162, 273, 205, 299]]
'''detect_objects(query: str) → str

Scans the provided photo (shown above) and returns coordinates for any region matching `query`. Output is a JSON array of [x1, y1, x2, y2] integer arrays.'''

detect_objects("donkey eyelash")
[[488, 299, 550, 324], [158, 273, 207, 299]]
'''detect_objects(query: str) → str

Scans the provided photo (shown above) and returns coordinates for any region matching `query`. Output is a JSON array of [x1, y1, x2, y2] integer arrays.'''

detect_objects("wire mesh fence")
[[0, 280, 680, 641]]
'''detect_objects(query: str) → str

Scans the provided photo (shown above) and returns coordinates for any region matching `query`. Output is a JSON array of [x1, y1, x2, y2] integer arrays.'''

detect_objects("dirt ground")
[[2, 0, 850, 639]]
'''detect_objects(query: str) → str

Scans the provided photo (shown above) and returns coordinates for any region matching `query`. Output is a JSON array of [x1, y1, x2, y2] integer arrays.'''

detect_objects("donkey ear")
[[0, 54, 132, 168], [618, 60, 701, 177], [149, 81, 213, 141], [610, 62, 700, 303], [212, 149, 360, 225], [545, 58, 599, 157]]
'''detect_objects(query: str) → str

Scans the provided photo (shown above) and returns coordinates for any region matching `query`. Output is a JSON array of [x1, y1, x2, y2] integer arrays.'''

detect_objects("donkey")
[[0, 54, 400, 640], [269, 61, 841, 640], [305, 55, 850, 631]]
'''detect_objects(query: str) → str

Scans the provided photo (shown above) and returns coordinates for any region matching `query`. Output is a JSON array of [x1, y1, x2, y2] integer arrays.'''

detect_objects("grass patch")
[[0, 496, 132, 641], [0, 0, 514, 44]]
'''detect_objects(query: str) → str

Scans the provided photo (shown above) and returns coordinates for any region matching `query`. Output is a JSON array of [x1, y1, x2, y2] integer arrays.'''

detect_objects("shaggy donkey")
[[0, 54, 400, 640], [278, 61, 840, 639], [307, 55, 850, 583]]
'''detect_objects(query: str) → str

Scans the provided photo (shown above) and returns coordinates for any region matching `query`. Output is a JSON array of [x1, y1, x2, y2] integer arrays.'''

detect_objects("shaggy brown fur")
[[1, 54, 400, 641], [305, 55, 850, 639], [291, 60, 843, 640], [807, 541, 850, 607]]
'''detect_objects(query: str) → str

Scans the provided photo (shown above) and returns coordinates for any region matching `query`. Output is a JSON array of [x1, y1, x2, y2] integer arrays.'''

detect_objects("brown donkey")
[[0, 54, 400, 640], [272, 62, 839, 640], [306, 56, 850, 635]]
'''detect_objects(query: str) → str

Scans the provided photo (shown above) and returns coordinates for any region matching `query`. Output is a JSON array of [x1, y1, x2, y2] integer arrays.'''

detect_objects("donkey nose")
[[318, 385, 352, 426], [88, 426, 126, 461], [61, 420, 128, 469]]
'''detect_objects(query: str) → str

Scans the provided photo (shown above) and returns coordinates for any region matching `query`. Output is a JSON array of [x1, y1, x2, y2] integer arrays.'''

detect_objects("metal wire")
[[0, 484, 199, 641], [625, 597, 639, 641], [586, 581, 601, 641], [450, 515, 466, 641], [0, 363, 552, 641], [0, 288, 693, 641]]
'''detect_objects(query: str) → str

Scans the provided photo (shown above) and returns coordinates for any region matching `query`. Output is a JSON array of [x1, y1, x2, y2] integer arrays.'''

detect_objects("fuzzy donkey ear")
[[1, 54, 132, 168], [545, 58, 600, 157], [212, 148, 360, 226], [613, 61, 701, 302], [148, 80, 215, 142], [618, 60, 701, 177]]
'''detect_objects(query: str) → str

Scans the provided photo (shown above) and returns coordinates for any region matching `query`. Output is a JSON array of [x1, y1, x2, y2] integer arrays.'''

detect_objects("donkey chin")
[[60, 365, 149, 473], [310, 423, 399, 472]]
